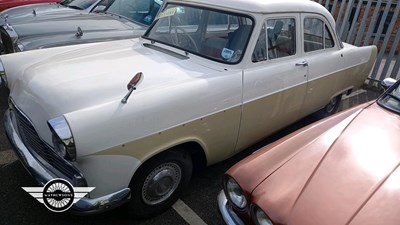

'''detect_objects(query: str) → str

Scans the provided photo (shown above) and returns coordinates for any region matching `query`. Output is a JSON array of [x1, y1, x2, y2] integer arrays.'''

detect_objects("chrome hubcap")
[[142, 163, 182, 205]]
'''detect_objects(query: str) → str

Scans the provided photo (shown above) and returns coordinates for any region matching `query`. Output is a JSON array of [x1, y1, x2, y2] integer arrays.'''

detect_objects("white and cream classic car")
[[0, 0, 376, 217]]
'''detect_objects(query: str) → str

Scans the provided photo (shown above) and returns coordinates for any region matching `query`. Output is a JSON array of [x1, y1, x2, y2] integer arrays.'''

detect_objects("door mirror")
[[127, 72, 143, 90], [381, 78, 397, 90]]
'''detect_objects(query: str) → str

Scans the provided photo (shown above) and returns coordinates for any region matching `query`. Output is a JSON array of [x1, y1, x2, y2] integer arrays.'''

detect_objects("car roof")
[[168, 0, 329, 15]]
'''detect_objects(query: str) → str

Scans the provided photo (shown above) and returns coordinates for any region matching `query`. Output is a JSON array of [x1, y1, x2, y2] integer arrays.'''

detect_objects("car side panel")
[[235, 83, 308, 152], [75, 155, 141, 198], [300, 45, 377, 117], [95, 106, 242, 166]]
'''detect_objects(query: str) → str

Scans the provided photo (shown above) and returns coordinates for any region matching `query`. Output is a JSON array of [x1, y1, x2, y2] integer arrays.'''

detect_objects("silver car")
[[0, 0, 163, 53], [0, 0, 104, 26]]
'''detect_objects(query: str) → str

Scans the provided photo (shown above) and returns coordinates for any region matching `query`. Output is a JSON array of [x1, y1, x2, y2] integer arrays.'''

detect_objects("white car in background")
[[1, 0, 376, 217]]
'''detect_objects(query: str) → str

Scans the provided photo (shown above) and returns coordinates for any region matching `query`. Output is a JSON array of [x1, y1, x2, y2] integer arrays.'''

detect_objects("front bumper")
[[4, 109, 131, 215], [217, 190, 245, 225]]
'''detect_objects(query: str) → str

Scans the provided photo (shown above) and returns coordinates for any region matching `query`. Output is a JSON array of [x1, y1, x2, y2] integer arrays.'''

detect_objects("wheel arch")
[[126, 140, 205, 217], [136, 139, 208, 177], [331, 86, 353, 101]]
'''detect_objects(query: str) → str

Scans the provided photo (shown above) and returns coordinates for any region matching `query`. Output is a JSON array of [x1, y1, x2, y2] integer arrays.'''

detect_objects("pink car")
[[219, 78, 400, 225], [0, 0, 61, 11]]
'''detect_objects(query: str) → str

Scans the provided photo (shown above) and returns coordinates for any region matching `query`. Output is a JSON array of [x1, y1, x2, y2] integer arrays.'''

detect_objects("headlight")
[[224, 176, 247, 209], [47, 116, 76, 161], [252, 205, 273, 225], [0, 58, 7, 87]]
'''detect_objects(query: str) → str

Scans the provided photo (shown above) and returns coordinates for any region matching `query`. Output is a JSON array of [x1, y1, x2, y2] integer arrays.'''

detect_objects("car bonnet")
[[250, 103, 400, 225], [8, 12, 140, 37], [2, 38, 222, 146]]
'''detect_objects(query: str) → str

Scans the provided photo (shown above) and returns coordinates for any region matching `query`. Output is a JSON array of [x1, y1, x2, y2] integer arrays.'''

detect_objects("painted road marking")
[[173, 199, 208, 225]]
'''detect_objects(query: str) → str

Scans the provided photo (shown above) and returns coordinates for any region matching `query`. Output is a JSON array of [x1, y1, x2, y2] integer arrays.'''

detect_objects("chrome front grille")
[[10, 101, 81, 180]]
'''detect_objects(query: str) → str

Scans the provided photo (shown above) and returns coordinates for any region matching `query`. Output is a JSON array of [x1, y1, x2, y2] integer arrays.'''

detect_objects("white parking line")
[[173, 199, 208, 225]]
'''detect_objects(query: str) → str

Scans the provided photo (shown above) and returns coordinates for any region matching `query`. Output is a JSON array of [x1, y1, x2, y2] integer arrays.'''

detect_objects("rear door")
[[236, 13, 308, 151], [299, 13, 343, 117]]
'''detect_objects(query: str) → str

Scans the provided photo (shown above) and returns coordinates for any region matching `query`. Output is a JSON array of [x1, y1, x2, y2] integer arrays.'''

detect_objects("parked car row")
[[1, 0, 393, 224]]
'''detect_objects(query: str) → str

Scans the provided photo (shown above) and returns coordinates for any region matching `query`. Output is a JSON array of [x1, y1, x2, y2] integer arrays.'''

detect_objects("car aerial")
[[0, 0, 102, 26], [0, 0, 60, 12], [0, 0, 164, 54], [218, 78, 400, 225], [1, 0, 376, 217]]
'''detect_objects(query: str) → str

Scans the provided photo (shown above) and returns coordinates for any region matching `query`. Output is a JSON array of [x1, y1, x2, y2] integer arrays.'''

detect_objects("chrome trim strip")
[[48, 115, 76, 160], [217, 190, 245, 225], [4, 109, 131, 214], [48, 116, 74, 143]]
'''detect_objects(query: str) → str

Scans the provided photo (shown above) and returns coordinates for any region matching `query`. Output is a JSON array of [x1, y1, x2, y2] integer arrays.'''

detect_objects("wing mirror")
[[381, 78, 397, 91], [121, 72, 143, 104]]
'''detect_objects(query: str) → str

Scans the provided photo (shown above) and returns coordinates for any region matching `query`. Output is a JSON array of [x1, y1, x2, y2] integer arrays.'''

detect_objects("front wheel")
[[316, 94, 342, 118], [127, 150, 192, 218]]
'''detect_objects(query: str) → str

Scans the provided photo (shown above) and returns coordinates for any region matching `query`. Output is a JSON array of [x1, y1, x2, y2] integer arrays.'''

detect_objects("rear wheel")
[[127, 150, 192, 218], [316, 95, 342, 118]]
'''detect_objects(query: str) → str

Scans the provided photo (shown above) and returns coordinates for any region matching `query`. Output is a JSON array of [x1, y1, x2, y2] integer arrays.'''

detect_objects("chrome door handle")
[[296, 60, 308, 66]]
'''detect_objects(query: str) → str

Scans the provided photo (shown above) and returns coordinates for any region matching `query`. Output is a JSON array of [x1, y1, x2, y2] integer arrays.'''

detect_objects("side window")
[[252, 18, 296, 62], [304, 18, 335, 52]]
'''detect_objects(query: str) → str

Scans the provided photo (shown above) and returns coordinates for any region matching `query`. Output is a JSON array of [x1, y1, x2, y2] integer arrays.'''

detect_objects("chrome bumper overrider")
[[217, 190, 245, 225], [4, 109, 131, 215]]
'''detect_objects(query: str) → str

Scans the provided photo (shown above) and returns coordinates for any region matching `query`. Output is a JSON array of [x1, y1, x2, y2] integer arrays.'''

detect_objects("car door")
[[299, 13, 343, 117], [235, 13, 308, 151]]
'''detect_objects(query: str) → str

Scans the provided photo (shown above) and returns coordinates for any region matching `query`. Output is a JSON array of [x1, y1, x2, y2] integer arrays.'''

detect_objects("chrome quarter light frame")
[[252, 205, 273, 225], [224, 176, 247, 209], [48, 116, 76, 161]]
